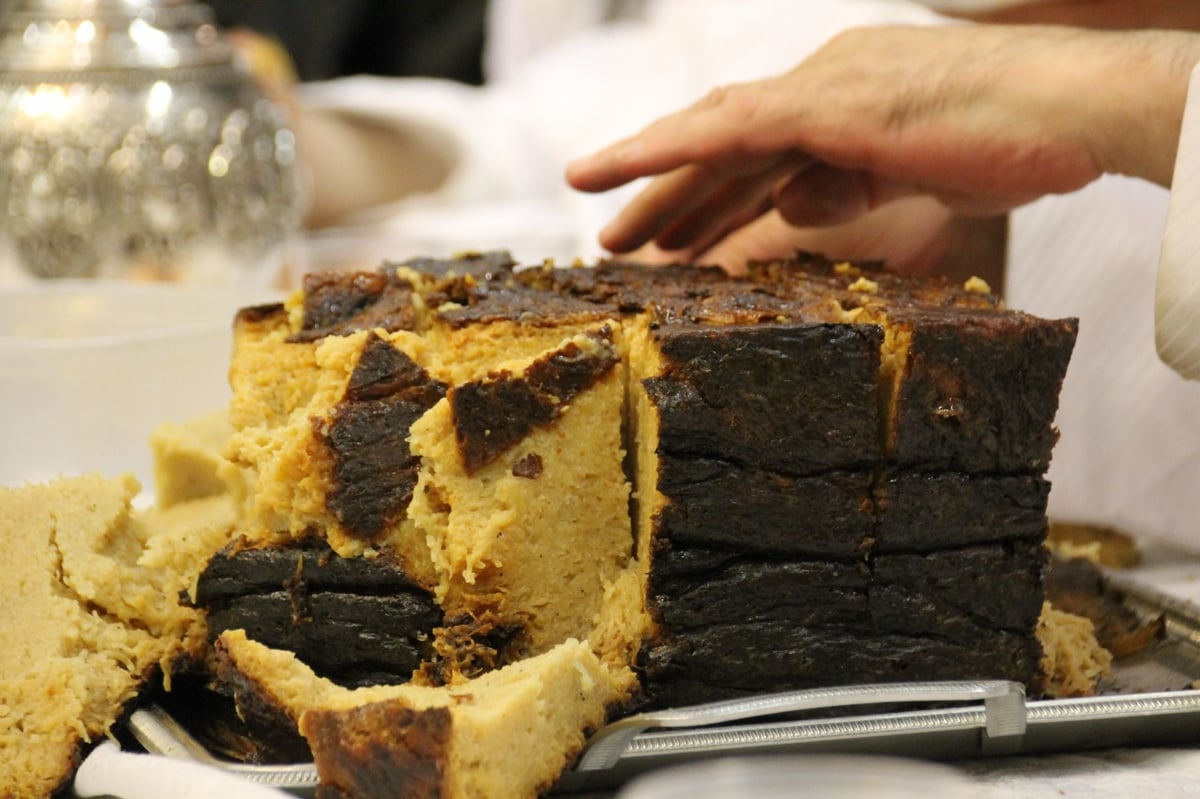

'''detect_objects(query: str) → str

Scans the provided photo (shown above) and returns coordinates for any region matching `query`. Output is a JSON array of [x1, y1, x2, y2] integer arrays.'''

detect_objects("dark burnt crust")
[[523, 325, 619, 399], [417, 608, 528, 687], [289, 252, 517, 344], [654, 457, 874, 559], [195, 538, 429, 603], [644, 321, 884, 476], [212, 635, 313, 763], [235, 302, 287, 326], [648, 287, 835, 328], [320, 399, 430, 540], [394, 252, 613, 329], [511, 452, 544, 479], [515, 259, 730, 312], [319, 334, 447, 539], [642, 461, 1053, 705], [749, 250, 887, 279], [289, 271, 418, 343], [640, 540, 1047, 708], [343, 332, 440, 403], [887, 308, 1079, 473], [1046, 557, 1167, 659], [205, 592, 438, 688], [398, 250, 516, 282], [197, 541, 442, 688], [518, 257, 851, 323], [641, 618, 1044, 708], [303, 702, 450, 799], [432, 281, 614, 329], [869, 537, 1048, 636], [747, 250, 1001, 311], [451, 326, 619, 473], [875, 471, 1051, 552], [655, 460, 1050, 560], [451, 377, 555, 473], [649, 549, 870, 630], [630, 256, 1073, 706]]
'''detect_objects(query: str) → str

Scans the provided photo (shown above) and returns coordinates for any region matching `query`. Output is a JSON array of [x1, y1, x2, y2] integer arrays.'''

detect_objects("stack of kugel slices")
[[197, 250, 1078, 742]]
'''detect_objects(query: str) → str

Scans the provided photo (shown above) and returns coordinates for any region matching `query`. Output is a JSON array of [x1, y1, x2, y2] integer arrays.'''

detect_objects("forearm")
[[297, 109, 454, 229], [1083, 29, 1200, 187]]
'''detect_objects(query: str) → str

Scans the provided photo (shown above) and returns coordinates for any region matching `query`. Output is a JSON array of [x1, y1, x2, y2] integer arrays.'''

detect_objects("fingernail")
[[598, 219, 621, 250], [564, 157, 586, 184]]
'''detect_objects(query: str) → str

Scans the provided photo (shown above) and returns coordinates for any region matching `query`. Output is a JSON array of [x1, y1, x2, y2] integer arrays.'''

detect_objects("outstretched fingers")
[[599, 152, 814, 255], [567, 81, 797, 192]]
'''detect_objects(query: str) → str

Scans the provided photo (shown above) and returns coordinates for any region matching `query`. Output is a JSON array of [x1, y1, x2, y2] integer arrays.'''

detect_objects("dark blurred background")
[[208, 0, 489, 84]]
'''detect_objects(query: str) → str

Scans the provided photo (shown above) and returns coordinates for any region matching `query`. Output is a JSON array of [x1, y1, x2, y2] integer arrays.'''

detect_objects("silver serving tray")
[[127, 572, 1200, 795]]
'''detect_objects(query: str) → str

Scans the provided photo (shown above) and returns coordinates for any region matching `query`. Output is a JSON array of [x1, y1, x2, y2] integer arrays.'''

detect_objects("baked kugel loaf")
[[196, 251, 1084, 797]]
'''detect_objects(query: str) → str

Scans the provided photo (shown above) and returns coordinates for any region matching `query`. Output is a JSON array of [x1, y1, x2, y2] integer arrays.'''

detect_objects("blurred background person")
[[211, 0, 489, 85]]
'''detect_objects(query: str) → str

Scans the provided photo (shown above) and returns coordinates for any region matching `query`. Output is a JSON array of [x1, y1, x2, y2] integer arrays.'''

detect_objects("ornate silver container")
[[0, 0, 302, 282]]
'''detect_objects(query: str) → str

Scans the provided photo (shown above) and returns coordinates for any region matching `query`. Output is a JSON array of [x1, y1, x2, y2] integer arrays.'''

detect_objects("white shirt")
[[1156, 63, 1200, 381]]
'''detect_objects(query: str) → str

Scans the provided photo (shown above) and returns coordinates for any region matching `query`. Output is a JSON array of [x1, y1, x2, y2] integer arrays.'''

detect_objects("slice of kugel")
[[408, 325, 633, 667], [214, 629, 636, 799]]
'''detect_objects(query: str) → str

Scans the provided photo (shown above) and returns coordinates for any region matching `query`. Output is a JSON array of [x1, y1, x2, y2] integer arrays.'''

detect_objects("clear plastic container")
[[0, 280, 278, 491]]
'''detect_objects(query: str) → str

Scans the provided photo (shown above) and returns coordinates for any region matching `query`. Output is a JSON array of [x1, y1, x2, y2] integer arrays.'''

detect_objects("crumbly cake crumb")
[[963, 275, 992, 294], [1038, 601, 1114, 697]]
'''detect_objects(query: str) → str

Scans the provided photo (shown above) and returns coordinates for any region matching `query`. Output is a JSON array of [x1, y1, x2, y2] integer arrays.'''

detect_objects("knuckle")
[[699, 83, 761, 121]]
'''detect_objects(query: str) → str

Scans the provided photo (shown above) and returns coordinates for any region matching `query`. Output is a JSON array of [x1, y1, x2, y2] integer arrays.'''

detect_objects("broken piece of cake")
[[215, 628, 636, 799], [0, 473, 238, 798]]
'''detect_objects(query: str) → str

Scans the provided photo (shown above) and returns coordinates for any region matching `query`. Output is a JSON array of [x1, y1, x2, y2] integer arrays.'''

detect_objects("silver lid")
[[0, 0, 233, 73], [0, 0, 303, 282]]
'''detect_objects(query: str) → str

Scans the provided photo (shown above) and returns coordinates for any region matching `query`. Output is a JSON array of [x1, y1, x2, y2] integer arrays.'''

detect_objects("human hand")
[[629, 197, 953, 276], [228, 28, 453, 229], [629, 197, 1006, 294], [567, 24, 1199, 267], [227, 28, 299, 108]]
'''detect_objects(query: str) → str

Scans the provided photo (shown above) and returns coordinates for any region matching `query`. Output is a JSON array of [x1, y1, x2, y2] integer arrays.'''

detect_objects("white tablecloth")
[[968, 747, 1200, 798]]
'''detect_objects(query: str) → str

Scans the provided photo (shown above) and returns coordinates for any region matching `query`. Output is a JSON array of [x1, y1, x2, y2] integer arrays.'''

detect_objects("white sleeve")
[[1155, 62, 1200, 380], [296, 76, 549, 209], [1008, 177, 1200, 550]]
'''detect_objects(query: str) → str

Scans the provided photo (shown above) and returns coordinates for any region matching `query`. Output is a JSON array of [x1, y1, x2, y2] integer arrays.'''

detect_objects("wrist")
[[1087, 29, 1200, 186]]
